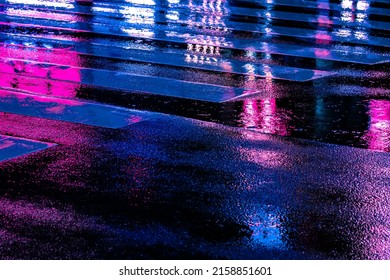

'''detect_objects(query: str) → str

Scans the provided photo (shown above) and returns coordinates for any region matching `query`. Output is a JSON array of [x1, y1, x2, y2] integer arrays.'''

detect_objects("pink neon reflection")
[[0, 44, 81, 98], [242, 99, 290, 136], [366, 100, 390, 152]]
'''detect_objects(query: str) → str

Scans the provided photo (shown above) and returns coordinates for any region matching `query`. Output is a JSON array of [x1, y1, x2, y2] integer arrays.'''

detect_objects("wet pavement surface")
[[0, 0, 389, 259]]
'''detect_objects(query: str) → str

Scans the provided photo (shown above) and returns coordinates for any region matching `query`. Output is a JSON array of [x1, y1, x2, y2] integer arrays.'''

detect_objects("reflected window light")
[[166, 11, 179, 21], [357, 0, 370, 11], [336, 28, 352, 38], [341, 11, 354, 22], [266, 0, 273, 3], [366, 100, 390, 152], [341, 0, 353, 9], [356, 12, 367, 22], [354, 30, 368, 40], [167, 0, 180, 3]]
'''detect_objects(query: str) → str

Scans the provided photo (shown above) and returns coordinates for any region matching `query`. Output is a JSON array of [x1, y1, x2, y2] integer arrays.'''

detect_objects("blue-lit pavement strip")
[[2, 5, 390, 50], [0, 19, 388, 65], [0, 64, 253, 101], [2, 2, 389, 32], [0, 134, 55, 163], [232, 0, 390, 17], [0, 42, 334, 82], [7, 5, 385, 49], [0, 90, 151, 128]]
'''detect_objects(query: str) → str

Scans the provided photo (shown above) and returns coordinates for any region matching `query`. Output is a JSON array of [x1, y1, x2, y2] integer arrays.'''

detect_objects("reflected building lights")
[[338, 0, 370, 39], [241, 98, 290, 137]]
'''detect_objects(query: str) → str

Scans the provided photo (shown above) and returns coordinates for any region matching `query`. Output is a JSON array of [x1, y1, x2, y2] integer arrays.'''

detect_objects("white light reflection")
[[341, 0, 353, 9], [341, 11, 354, 22], [125, 0, 156, 5], [357, 0, 370, 11], [120, 6, 155, 24], [6, 0, 74, 9]]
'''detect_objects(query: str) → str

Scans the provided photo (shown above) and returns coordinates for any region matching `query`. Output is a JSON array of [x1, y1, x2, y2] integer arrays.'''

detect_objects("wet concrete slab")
[[0, 41, 334, 82], [0, 90, 150, 128], [0, 134, 55, 163]]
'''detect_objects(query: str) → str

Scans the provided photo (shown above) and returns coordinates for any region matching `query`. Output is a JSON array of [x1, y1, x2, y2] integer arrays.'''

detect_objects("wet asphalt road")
[[1, 111, 389, 259], [0, 0, 389, 259]]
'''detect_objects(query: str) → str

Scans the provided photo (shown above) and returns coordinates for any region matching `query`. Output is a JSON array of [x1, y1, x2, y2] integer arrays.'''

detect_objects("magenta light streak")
[[242, 99, 290, 136], [367, 100, 390, 152], [0, 44, 81, 98]]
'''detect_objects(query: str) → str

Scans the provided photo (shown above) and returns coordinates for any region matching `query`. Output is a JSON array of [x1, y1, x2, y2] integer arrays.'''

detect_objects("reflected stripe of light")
[[125, 0, 155, 5], [119, 6, 155, 24], [6, 0, 74, 9], [261, 99, 276, 134], [92, 7, 118, 14], [121, 27, 154, 38], [367, 100, 390, 152], [243, 99, 259, 128], [4, 8, 76, 21], [356, 12, 368, 22]]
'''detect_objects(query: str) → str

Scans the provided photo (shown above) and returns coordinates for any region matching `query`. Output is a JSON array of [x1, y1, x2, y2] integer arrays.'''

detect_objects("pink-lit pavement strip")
[[0, 89, 150, 129], [0, 134, 55, 163]]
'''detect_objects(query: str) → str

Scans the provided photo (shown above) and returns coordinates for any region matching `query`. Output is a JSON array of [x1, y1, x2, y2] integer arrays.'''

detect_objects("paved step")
[[0, 41, 334, 82], [0, 133, 55, 163], [0, 89, 151, 128]]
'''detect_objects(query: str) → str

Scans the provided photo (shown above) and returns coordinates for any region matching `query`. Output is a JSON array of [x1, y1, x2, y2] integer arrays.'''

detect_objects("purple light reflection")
[[366, 100, 390, 152], [241, 99, 291, 137]]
